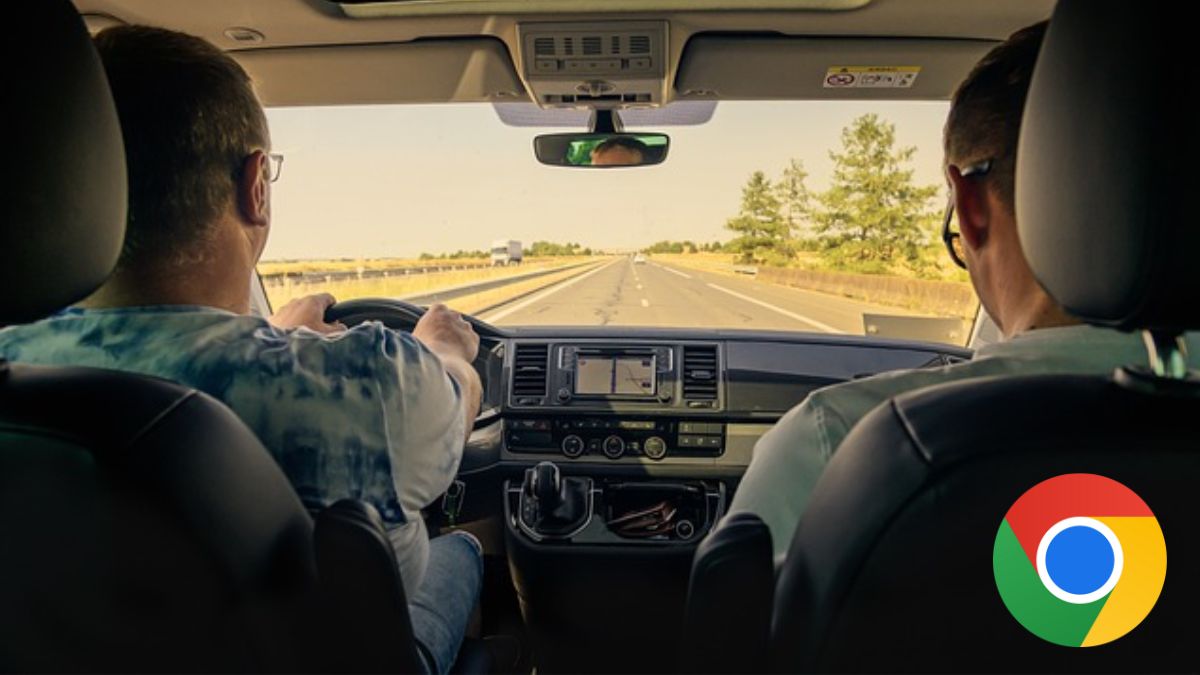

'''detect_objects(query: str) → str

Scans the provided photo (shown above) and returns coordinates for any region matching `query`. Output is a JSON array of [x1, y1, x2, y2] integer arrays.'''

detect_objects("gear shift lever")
[[531, 461, 562, 511], [520, 461, 590, 538]]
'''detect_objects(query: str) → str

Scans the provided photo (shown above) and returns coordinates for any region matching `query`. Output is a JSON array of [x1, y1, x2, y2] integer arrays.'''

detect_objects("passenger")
[[0, 26, 481, 674], [728, 21, 1199, 561], [590, 136, 649, 166]]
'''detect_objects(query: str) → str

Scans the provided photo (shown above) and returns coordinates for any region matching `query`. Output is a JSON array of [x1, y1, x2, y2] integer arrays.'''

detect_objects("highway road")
[[477, 257, 930, 336]]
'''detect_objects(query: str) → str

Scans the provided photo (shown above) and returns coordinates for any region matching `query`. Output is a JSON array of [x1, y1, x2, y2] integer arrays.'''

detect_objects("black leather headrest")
[[1017, 0, 1200, 332], [0, 2, 126, 324]]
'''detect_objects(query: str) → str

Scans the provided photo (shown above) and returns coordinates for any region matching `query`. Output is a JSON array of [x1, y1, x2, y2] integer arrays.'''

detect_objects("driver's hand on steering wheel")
[[269, 293, 348, 335], [412, 303, 480, 364]]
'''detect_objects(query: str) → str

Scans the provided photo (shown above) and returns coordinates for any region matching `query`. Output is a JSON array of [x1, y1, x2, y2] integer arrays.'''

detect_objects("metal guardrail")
[[401, 260, 599, 305], [261, 262, 495, 285]]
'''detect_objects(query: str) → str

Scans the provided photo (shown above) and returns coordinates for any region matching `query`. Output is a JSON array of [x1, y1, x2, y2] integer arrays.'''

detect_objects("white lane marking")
[[480, 260, 617, 323], [640, 299, 650, 308], [657, 264, 692, 279], [636, 284, 643, 290], [705, 283, 840, 333]]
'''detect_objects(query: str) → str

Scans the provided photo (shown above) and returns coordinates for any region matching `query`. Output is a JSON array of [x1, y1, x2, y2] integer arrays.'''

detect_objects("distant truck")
[[491, 239, 523, 266]]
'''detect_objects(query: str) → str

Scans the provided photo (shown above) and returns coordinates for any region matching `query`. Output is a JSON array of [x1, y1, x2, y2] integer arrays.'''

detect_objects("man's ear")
[[947, 164, 989, 251], [236, 150, 270, 228]]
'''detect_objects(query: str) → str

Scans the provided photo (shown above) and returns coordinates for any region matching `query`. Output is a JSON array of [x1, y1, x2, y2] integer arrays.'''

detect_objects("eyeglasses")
[[942, 158, 992, 270], [266, 152, 284, 183]]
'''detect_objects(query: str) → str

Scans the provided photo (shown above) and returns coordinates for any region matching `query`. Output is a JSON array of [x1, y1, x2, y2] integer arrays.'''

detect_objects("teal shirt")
[[0, 306, 466, 594], [729, 324, 1195, 560]]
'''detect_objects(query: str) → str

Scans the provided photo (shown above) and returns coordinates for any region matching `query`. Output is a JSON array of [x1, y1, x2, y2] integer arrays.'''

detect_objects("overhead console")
[[516, 21, 669, 108]]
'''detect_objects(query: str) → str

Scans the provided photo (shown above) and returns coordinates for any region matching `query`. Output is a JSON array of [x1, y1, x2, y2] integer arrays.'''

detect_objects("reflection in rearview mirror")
[[534, 133, 670, 168]]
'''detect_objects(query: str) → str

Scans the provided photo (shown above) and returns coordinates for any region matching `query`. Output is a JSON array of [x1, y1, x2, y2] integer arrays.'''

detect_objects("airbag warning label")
[[823, 66, 920, 89]]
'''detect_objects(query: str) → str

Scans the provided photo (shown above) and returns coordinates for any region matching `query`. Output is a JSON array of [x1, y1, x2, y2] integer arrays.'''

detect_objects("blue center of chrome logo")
[[1045, 525, 1115, 595], [1036, 517, 1122, 604]]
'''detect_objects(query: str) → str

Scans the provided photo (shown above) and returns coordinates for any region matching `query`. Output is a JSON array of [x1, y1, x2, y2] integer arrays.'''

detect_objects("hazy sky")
[[262, 100, 951, 261]]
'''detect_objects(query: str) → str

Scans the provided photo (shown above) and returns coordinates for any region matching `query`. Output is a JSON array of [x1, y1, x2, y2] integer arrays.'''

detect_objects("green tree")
[[812, 114, 940, 272], [776, 159, 813, 239], [725, 171, 792, 264]]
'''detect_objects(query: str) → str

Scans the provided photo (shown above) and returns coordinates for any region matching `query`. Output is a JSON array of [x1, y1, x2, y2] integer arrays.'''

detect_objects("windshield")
[[260, 101, 978, 345]]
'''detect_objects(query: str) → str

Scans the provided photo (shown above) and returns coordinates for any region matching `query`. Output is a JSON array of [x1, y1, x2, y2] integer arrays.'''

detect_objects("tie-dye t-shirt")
[[0, 305, 466, 593]]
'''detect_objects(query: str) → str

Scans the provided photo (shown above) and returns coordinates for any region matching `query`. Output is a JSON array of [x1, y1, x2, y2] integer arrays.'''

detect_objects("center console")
[[503, 462, 725, 672], [507, 462, 724, 545], [501, 340, 735, 671]]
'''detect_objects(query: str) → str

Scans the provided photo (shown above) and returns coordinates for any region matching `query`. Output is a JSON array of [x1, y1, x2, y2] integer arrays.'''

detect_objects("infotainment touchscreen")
[[575, 355, 656, 396]]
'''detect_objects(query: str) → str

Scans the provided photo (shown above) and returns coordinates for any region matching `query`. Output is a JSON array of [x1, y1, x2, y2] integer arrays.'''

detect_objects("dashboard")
[[467, 326, 971, 476]]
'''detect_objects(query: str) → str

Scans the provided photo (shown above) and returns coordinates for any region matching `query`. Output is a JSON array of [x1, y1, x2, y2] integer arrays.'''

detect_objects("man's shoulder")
[[803, 356, 1015, 430]]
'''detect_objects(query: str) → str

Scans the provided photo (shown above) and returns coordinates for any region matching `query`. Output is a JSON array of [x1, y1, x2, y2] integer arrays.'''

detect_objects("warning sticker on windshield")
[[823, 66, 920, 89]]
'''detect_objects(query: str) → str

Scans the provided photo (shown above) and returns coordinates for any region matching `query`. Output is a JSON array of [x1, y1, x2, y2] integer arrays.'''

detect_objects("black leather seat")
[[768, 1, 1200, 671], [0, 4, 479, 672], [679, 512, 774, 674]]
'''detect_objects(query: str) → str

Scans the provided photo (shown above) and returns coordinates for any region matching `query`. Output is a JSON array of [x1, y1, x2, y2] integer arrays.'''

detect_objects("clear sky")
[[262, 100, 951, 261]]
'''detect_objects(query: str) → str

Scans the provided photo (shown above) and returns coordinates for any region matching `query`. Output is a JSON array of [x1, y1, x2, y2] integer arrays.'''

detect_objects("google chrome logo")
[[993, 473, 1166, 647]]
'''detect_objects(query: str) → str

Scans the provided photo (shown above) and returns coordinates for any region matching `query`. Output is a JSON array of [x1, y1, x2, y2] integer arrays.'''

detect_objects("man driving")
[[728, 21, 1200, 561], [0, 26, 481, 674]]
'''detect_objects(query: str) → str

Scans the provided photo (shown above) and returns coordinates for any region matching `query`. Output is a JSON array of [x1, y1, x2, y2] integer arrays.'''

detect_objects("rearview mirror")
[[534, 133, 669, 168]]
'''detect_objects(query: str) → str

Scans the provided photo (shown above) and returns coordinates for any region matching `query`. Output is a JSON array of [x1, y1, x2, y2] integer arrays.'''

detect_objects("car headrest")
[[0, 1, 126, 325], [1016, 0, 1200, 333]]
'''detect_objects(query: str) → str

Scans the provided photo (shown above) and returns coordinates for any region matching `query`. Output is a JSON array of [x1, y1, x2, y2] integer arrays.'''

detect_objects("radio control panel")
[[505, 417, 725, 461]]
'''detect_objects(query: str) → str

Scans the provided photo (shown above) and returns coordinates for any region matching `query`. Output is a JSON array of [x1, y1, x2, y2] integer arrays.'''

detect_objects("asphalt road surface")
[[476, 257, 927, 335]]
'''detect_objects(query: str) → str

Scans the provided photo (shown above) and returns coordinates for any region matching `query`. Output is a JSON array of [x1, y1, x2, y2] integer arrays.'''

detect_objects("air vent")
[[630, 35, 651, 54], [611, 35, 621, 54], [562, 36, 575, 55], [582, 35, 602, 55], [534, 37, 555, 56], [512, 344, 550, 399], [682, 345, 718, 400]]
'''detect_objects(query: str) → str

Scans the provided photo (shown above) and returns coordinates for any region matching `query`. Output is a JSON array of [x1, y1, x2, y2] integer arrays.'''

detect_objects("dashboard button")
[[509, 431, 552, 448], [700, 436, 723, 449], [561, 434, 585, 458], [587, 438, 602, 453], [602, 435, 626, 459], [643, 436, 667, 460]]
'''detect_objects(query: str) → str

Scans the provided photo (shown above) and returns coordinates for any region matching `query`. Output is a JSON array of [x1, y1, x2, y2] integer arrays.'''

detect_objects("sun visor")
[[494, 101, 716, 127], [676, 36, 997, 101], [336, 0, 871, 19], [233, 38, 526, 106]]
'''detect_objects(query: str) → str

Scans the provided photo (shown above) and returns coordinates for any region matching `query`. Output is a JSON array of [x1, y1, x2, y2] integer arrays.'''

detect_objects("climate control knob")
[[602, 435, 626, 459], [643, 436, 667, 460], [561, 434, 585, 458]]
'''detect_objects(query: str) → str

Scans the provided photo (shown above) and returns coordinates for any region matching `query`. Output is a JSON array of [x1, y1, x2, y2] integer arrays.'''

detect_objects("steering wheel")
[[324, 297, 497, 336], [324, 297, 503, 426]]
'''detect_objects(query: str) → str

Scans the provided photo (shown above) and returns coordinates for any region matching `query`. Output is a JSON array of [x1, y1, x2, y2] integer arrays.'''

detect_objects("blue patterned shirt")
[[0, 306, 466, 593]]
